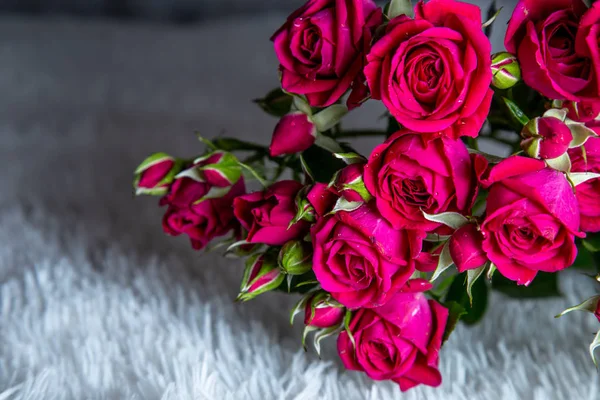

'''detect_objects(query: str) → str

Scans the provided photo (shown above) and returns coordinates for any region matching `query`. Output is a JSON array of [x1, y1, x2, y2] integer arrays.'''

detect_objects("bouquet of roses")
[[133, 0, 600, 391]]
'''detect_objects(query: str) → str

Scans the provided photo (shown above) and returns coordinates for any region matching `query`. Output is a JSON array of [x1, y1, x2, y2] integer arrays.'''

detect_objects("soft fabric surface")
[[0, 13, 599, 400]]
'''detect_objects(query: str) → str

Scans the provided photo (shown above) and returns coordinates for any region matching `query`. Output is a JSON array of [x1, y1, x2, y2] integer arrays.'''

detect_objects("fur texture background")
[[0, 11, 599, 399]]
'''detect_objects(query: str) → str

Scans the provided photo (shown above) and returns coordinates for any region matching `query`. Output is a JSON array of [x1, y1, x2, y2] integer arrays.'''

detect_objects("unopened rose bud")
[[279, 240, 313, 275], [449, 224, 488, 273], [269, 112, 317, 157], [491, 52, 521, 90], [334, 164, 372, 203], [237, 253, 284, 301], [193, 151, 243, 187], [521, 112, 573, 160], [134, 152, 183, 196], [253, 88, 293, 117], [304, 292, 345, 328]]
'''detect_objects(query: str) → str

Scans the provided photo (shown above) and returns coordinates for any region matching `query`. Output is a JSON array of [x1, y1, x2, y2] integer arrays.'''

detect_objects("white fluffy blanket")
[[0, 13, 599, 400]]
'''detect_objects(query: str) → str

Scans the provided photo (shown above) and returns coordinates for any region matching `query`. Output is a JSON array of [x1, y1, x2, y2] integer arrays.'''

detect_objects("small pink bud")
[[237, 253, 284, 301], [521, 115, 573, 160], [269, 112, 317, 157], [334, 164, 372, 202], [304, 292, 345, 328], [306, 183, 338, 217], [449, 224, 488, 273], [134, 153, 182, 196]]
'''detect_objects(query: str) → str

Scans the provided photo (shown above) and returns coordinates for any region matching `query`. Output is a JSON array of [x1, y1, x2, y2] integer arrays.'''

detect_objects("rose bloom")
[[161, 178, 245, 250], [337, 287, 448, 391], [569, 137, 600, 232], [480, 156, 584, 285], [364, 130, 477, 232], [311, 202, 422, 309], [365, 0, 493, 139], [233, 180, 309, 246], [272, 0, 382, 107], [505, 0, 599, 101]]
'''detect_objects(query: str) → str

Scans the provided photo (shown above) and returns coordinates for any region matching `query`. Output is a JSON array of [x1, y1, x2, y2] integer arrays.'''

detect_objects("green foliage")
[[302, 145, 347, 183], [444, 272, 489, 326]]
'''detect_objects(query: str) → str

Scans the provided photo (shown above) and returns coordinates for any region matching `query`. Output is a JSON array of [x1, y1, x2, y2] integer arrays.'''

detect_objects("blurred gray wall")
[[0, 0, 511, 22]]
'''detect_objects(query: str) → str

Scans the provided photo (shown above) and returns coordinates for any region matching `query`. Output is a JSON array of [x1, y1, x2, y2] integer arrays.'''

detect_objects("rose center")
[[301, 26, 322, 62], [393, 177, 432, 208]]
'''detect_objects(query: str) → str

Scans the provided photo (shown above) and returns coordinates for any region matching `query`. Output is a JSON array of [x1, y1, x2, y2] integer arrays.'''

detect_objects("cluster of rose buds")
[[134, 0, 600, 392]]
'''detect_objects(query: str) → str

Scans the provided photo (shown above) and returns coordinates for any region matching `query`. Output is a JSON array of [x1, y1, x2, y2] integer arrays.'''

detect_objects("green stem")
[[336, 130, 387, 138]]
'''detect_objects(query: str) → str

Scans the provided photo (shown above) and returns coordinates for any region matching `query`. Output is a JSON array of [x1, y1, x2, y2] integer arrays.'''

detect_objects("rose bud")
[[307, 183, 338, 217], [234, 180, 310, 245], [334, 164, 372, 203], [237, 253, 284, 302], [278, 240, 312, 276], [449, 224, 488, 273], [134, 152, 182, 196], [521, 114, 573, 160], [269, 112, 317, 157], [337, 290, 448, 391], [304, 292, 345, 329], [491, 52, 521, 90]]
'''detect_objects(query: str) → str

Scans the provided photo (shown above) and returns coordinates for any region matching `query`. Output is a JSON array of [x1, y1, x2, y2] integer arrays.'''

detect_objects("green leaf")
[[583, 233, 600, 253], [333, 152, 367, 165], [555, 295, 600, 318], [314, 133, 345, 154], [313, 325, 343, 357], [239, 162, 268, 187], [422, 211, 469, 230], [545, 152, 572, 173], [253, 88, 293, 117], [570, 172, 600, 187], [491, 271, 561, 299], [329, 197, 363, 215], [302, 326, 319, 351], [502, 97, 530, 126], [445, 272, 488, 325], [442, 301, 467, 344], [483, 0, 498, 37], [430, 241, 454, 282], [290, 294, 311, 325], [134, 152, 174, 174], [385, 0, 414, 19], [311, 105, 348, 132], [210, 137, 266, 152], [301, 145, 347, 183]]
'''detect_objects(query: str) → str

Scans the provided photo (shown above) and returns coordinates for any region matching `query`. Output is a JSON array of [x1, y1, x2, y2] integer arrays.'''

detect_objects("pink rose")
[[162, 178, 245, 250], [569, 137, 600, 232], [505, 0, 596, 101], [304, 293, 345, 328], [521, 115, 573, 160], [233, 180, 309, 245], [480, 156, 584, 285], [272, 0, 383, 108], [449, 224, 488, 273], [269, 112, 317, 157], [364, 130, 477, 232], [311, 202, 422, 308], [364, 0, 493, 140], [337, 289, 448, 391], [564, 100, 600, 126]]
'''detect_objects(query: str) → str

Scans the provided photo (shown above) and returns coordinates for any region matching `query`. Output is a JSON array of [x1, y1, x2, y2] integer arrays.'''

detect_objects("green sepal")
[[313, 325, 343, 357], [555, 295, 600, 318], [253, 88, 293, 117], [333, 152, 367, 165], [466, 263, 488, 306], [385, 0, 414, 19], [279, 240, 313, 276], [328, 197, 363, 215], [590, 329, 600, 368], [343, 309, 356, 349], [430, 241, 453, 282], [502, 97, 530, 126], [422, 210, 469, 230], [198, 152, 243, 185]]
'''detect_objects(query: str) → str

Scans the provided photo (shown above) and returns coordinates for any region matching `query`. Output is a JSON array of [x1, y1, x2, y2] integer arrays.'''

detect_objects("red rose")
[[505, 0, 597, 101], [233, 180, 309, 245], [521, 115, 573, 160], [162, 182, 244, 250], [364, 130, 477, 232], [272, 0, 382, 108], [364, 0, 493, 140], [480, 156, 584, 285], [269, 112, 317, 157], [311, 202, 422, 309], [337, 289, 448, 391], [569, 137, 600, 232]]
